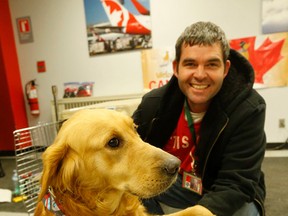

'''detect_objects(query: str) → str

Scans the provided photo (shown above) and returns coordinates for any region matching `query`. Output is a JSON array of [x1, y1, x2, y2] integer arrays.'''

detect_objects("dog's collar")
[[42, 186, 66, 216]]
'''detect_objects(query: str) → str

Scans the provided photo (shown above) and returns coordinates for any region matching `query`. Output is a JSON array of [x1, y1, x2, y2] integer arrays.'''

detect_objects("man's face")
[[173, 43, 230, 113]]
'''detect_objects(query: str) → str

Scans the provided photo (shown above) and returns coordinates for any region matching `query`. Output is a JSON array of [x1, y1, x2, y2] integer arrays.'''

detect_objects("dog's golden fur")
[[34, 109, 181, 216]]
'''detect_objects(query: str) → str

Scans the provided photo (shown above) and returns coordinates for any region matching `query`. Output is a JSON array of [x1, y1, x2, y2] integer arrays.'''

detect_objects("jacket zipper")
[[254, 198, 265, 216], [201, 117, 229, 181]]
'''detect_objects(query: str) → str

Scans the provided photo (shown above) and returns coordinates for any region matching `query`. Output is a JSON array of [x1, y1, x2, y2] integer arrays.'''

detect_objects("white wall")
[[8, 0, 288, 143]]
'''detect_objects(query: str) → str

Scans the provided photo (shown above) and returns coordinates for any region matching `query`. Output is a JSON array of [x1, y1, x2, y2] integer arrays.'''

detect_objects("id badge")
[[182, 171, 203, 195]]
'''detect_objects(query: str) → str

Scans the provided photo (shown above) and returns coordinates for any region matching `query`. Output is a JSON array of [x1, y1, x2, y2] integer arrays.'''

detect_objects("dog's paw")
[[166, 205, 215, 216]]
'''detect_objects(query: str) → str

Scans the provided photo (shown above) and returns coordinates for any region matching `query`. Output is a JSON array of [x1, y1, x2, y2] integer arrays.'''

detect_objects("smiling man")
[[133, 21, 266, 216]]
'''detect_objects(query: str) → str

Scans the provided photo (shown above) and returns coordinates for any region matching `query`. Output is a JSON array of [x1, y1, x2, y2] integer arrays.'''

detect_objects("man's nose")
[[194, 65, 206, 78]]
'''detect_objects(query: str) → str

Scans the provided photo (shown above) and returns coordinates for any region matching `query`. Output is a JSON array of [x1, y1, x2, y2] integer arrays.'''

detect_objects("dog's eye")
[[108, 138, 120, 148]]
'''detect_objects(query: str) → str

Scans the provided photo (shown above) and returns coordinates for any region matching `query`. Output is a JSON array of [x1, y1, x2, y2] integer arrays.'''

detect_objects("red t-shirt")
[[163, 108, 201, 174]]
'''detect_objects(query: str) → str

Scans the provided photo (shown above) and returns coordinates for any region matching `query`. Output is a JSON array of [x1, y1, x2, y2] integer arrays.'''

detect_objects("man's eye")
[[206, 63, 219, 68], [184, 62, 197, 67]]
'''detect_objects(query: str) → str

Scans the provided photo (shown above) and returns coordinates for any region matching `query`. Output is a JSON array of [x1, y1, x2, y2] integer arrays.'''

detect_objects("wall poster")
[[262, 0, 288, 34], [141, 47, 174, 91], [230, 32, 288, 89], [83, 0, 152, 56]]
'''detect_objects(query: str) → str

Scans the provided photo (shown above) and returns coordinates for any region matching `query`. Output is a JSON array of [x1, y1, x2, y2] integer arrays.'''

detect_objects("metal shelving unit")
[[13, 122, 62, 215]]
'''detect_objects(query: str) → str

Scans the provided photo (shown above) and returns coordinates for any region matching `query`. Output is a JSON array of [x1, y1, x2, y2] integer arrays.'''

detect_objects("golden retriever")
[[34, 109, 181, 216]]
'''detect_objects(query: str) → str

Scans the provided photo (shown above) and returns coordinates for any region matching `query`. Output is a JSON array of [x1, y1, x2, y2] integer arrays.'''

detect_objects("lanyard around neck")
[[184, 98, 196, 145], [184, 99, 197, 144]]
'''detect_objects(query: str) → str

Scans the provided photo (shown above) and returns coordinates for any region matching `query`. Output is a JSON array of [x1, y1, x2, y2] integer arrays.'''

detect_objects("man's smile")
[[190, 84, 209, 90]]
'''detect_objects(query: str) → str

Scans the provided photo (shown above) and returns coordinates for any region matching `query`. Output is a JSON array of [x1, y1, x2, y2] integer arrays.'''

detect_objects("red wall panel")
[[0, 0, 28, 153]]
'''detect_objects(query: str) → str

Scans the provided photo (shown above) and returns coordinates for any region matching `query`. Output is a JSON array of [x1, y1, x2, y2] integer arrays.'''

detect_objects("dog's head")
[[39, 109, 180, 201]]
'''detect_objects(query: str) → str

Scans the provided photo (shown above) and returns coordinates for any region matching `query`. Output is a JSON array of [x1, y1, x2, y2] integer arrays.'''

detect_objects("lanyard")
[[184, 99, 197, 144]]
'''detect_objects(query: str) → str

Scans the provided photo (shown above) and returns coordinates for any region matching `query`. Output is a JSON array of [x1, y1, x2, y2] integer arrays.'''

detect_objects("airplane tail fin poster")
[[84, 0, 152, 56]]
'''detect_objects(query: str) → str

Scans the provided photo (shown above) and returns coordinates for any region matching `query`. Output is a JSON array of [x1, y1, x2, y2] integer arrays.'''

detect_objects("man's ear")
[[224, 60, 231, 78], [173, 60, 179, 77]]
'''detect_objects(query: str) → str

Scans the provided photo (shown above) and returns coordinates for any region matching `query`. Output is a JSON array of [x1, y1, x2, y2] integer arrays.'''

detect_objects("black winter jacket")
[[132, 49, 266, 216]]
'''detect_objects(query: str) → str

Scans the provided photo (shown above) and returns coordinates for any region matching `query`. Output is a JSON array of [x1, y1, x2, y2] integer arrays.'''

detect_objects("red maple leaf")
[[230, 36, 285, 83], [103, 0, 124, 27]]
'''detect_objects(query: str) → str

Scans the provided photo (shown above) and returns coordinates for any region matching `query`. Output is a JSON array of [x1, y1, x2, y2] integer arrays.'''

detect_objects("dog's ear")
[[37, 136, 69, 200], [37, 135, 83, 201], [56, 146, 82, 192]]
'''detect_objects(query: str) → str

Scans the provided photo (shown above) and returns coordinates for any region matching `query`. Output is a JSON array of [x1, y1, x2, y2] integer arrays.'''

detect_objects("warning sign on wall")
[[16, 16, 33, 44]]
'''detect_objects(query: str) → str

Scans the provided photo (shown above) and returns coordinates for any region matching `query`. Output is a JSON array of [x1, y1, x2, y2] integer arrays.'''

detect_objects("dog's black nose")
[[164, 157, 181, 175]]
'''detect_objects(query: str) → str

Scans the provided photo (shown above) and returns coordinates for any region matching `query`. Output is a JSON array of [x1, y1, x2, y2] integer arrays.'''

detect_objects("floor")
[[0, 150, 288, 216], [262, 151, 288, 216], [0, 158, 30, 215]]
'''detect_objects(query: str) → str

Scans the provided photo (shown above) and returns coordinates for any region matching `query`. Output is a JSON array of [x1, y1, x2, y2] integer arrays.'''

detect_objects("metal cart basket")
[[13, 121, 62, 215]]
